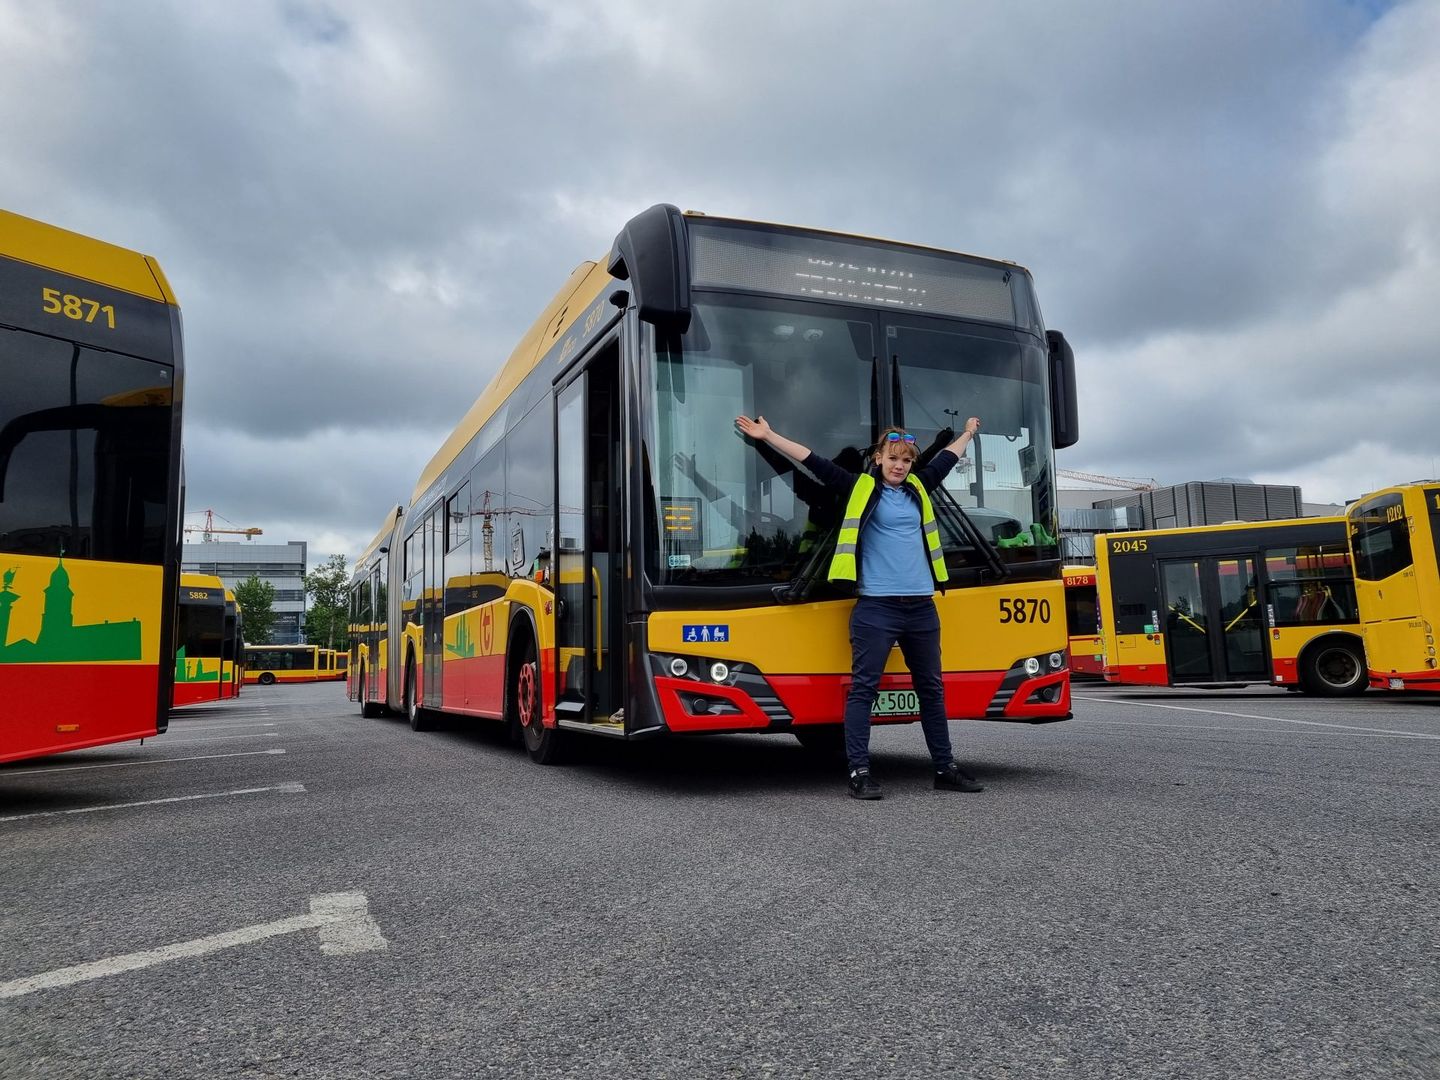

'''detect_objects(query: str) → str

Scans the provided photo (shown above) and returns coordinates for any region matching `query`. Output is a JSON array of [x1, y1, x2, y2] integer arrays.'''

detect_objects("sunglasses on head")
[[885, 432, 917, 443]]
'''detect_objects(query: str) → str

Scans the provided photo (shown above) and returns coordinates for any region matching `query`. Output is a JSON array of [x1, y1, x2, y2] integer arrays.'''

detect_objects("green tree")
[[304, 553, 349, 650], [233, 574, 276, 645]]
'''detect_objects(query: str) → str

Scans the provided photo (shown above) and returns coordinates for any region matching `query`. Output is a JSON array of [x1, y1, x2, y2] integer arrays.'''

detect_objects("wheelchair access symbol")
[[682, 624, 729, 644]]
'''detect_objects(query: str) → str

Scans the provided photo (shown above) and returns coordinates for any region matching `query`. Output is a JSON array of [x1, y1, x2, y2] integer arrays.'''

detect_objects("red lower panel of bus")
[[172, 680, 224, 708], [655, 670, 1069, 734], [1369, 669, 1440, 691], [0, 663, 162, 764], [1104, 663, 1169, 686], [440, 654, 506, 718], [1070, 654, 1105, 677]]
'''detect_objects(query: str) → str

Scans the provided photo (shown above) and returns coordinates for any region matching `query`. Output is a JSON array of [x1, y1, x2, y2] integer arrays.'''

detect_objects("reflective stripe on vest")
[[827, 473, 948, 585]]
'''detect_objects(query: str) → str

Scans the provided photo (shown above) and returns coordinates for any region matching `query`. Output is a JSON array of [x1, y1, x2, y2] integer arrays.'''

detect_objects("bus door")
[[1159, 556, 1267, 683], [554, 342, 625, 725]]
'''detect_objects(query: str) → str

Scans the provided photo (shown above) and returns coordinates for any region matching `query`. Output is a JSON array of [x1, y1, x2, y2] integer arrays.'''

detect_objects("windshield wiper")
[[931, 470, 1009, 581], [772, 520, 840, 604]]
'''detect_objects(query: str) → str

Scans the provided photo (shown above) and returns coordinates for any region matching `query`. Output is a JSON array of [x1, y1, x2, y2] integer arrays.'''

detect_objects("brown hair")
[[873, 427, 920, 462]]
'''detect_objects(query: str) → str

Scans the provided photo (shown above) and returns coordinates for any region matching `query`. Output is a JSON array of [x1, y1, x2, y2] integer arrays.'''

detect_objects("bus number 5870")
[[999, 598, 1051, 624]]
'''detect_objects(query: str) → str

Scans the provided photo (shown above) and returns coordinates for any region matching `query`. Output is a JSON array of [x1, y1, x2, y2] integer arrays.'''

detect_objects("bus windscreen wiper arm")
[[931, 473, 1009, 581], [772, 521, 840, 604]]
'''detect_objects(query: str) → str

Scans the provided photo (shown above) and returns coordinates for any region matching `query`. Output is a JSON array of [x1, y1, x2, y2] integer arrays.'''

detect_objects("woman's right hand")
[[735, 415, 771, 441]]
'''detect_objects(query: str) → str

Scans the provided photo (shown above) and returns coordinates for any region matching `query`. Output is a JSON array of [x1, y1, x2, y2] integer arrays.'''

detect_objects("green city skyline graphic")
[[174, 645, 220, 683], [0, 558, 143, 664], [446, 616, 476, 659]]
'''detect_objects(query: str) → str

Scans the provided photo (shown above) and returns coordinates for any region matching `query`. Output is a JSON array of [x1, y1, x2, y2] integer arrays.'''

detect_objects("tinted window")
[[1349, 496, 1412, 582], [1265, 542, 1357, 625], [0, 327, 174, 563]]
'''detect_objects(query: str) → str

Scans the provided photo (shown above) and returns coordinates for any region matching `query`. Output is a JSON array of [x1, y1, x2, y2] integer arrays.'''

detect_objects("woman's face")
[[874, 444, 916, 487]]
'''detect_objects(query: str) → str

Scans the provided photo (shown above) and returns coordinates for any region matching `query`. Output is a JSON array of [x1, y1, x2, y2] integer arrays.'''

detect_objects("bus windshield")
[[645, 295, 1058, 587]]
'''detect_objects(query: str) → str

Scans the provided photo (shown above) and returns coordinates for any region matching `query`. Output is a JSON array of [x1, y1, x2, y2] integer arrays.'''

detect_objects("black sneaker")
[[934, 763, 984, 792], [848, 769, 883, 800]]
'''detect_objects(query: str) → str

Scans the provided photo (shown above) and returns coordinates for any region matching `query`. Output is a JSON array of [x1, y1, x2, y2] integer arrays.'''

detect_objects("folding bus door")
[[1159, 556, 1267, 684]]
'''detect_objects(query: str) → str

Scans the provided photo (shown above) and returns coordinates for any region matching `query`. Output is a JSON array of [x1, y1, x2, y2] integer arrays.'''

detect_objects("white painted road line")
[[5, 748, 287, 776], [0, 782, 306, 823], [1073, 717, 1438, 740], [1094, 698, 1440, 739], [0, 891, 387, 999]]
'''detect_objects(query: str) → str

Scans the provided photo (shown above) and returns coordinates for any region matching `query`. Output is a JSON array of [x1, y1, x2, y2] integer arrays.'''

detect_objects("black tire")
[[258, 672, 276, 686], [794, 724, 846, 760], [1300, 637, 1366, 696], [359, 665, 383, 718], [405, 657, 431, 731], [511, 635, 561, 764]]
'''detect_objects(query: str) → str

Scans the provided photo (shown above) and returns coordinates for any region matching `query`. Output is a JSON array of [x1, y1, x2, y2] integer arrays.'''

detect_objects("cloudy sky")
[[4, 0, 1437, 565]]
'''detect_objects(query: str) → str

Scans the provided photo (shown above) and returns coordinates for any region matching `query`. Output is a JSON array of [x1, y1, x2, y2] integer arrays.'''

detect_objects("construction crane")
[[1058, 469, 1157, 491], [183, 509, 263, 542]]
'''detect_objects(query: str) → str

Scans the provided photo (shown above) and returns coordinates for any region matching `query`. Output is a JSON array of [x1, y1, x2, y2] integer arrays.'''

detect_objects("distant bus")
[[331, 649, 348, 682], [243, 644, 334, 685], [348, 505, 402, 717], [1062, 566, 1103, 678], [1096, 516, 1365, 695], [0, 209, 185, 763], [172, 573, 226, 707], [223, 590, 244, 697], [1346, 481, 1440, 692], [349, 205, 1078, 760]]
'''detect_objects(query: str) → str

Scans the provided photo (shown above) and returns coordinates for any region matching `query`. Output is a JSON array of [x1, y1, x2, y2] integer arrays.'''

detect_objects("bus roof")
[[411, 259, 607, 506], [0, 208, 177, 305], [1097, 515, 1346, 543], [181, 572, 226, 590], [409, 209, 1034, 509], [352, 504, 405, 579]]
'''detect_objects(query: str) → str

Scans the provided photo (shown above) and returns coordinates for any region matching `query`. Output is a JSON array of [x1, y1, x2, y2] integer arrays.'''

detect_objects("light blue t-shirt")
[[858, 484, 933, 596]]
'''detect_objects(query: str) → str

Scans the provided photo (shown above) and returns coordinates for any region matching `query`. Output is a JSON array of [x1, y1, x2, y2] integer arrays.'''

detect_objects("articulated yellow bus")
[[1096, 516, 1364, 695], [350, 205, 1079, 760], [1346, 481, 1440, 691], [0, 209, 185, 763]]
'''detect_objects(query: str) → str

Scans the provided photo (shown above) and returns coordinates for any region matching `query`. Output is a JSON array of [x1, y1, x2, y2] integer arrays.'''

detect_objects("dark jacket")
[[803, 449, 960, 592]]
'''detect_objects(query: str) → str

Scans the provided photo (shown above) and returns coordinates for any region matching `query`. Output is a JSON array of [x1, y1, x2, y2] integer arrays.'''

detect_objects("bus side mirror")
[[608, 204, 692, 333], [1047, 330, 1079, 450]]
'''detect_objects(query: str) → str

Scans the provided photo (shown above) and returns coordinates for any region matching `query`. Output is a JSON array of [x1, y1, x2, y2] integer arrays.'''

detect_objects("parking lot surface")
[[2, 680, 1436, 1079]]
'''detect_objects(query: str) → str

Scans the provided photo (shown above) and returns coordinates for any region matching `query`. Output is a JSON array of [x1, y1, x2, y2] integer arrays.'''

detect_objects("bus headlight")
[[709, 662, 730, 683], [1023, 657, 1042, 676], [669, 657, 689, 678], [1048, 652, 1065, 670]]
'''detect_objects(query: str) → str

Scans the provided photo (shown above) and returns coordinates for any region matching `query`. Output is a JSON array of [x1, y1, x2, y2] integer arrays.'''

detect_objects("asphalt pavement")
[[1, 679, 1436, 1079]]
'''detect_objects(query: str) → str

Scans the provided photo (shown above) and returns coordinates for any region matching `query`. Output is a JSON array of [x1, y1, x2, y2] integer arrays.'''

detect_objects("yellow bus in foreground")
[[1096, 516, 1365, 695], [0, 209, 185, 763], [351, 204, 1080, 760], [1346, 481, 1440, 691]]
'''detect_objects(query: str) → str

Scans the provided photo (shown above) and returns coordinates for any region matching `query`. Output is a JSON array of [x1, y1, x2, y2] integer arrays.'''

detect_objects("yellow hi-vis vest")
[[827, 473, 948, 586]]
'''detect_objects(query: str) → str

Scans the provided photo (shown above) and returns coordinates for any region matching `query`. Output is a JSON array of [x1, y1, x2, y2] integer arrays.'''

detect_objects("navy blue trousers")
[[842, 595, 954, 772]]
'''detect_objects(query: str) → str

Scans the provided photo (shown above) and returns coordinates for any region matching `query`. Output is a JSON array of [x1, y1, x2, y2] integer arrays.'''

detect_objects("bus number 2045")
[[998, 598, 1052, 624]]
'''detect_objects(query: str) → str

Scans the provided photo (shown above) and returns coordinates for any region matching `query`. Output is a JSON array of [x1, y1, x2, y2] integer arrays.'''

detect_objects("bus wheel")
[[405, 658, 431, 732], [360, 667, 382, 718], [512, 638, 561, 764], [794, 725, 845, 760], [1300, 638, 1366, 696], [258, 672, 276, 686]]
